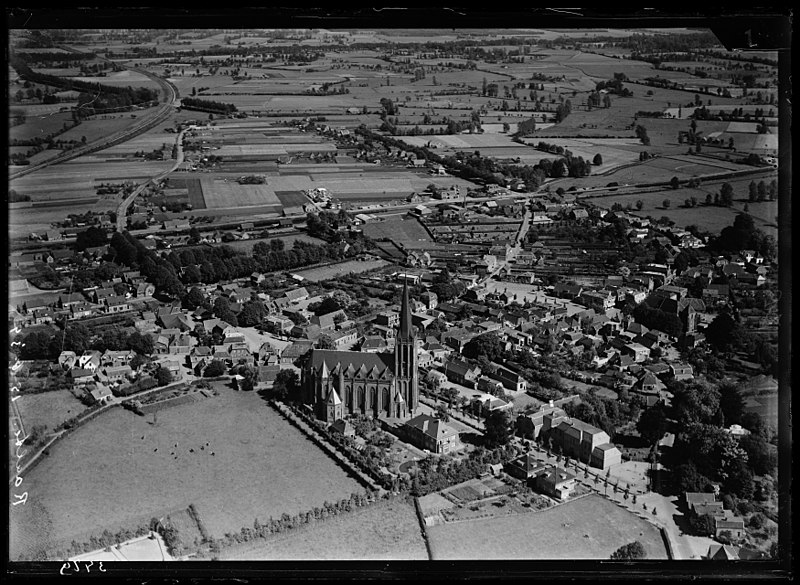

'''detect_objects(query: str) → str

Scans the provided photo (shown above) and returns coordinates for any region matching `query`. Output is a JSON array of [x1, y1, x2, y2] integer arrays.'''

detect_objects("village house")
[[285, 287, 310, 304], [477, 375, 505, 395], [360, 335, 388, 353], [101, 365, 132, 384], [78, 350, 102, 372], [101, 349, 135, 367], [58, 351, 78, 371], [266, 314, 294, 333], [507, 456, 578, 501], [441, 328, 476, 353], [442, 358, 481, 388], [668, 362, 694, 381], [488, 364, 527, 393], [84, 382, 113, 405], [399, 413, 460, 455], [70, 368, 96, 386]]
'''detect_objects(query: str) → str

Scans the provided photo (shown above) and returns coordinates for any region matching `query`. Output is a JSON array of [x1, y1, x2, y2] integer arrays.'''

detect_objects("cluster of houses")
[[9, 271, 155, 329], [57, 348, 138, 405], [25, 213, 114, 243], [686, 492, 746, 540]]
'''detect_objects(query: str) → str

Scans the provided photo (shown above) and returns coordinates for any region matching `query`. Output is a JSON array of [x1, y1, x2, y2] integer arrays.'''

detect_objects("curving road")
[[9, 51, 178, 181], [116, 126, 187, 232]]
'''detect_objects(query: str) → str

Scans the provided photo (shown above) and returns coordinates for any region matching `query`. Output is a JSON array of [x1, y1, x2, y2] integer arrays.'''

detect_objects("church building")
[[301, 279, 419, 422]]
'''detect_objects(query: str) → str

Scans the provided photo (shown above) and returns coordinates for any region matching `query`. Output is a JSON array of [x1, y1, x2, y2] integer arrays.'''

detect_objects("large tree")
[[273, 369, 299, 401], [636, 403, 669, 446], [126, 331, 154, 355], [155, 367, 173, 387], [610, 541, 646, 560], [462, 332, 505, 362], [238, 300, 267, 327], [484, 409, 512, 448]]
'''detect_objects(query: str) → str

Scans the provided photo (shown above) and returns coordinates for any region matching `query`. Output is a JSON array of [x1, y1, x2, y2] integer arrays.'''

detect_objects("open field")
[[426, 494, 667, 560], [68, 70, 161, 91], [9, 384, 363, 560], [9, 103, 78, 117], [274, 190, 309, 208], [218, 497, 428, 560], [9, 112, 75, 142], [57, 115, 145, 143], [199, 178, 282, 208], [362, 217, 432, 245], [218, 233, 325, 254], [15, 389, 88, 436], [585, 177, 778, 237], [291, 259, 390, 282]]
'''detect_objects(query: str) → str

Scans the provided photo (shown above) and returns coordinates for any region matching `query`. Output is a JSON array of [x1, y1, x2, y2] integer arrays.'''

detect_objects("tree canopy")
[[610, 541, 646, 560]]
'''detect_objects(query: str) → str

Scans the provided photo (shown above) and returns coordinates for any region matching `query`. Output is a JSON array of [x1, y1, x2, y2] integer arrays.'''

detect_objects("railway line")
[[9, 49, 178, 181]]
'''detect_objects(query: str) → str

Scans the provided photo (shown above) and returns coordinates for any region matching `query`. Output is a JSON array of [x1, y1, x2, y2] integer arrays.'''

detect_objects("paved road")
[[116, 127, 188, 232]]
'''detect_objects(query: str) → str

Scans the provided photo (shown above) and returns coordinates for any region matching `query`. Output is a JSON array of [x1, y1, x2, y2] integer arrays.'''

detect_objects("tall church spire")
[[398, 276, 413, 340]]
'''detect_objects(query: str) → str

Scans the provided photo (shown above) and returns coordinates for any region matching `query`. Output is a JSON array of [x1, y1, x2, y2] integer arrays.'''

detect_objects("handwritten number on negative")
[[60, 561, 106, 574]]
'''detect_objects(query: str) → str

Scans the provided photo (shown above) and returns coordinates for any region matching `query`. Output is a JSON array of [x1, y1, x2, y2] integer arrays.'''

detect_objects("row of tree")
[[179, 96, 238, 115]]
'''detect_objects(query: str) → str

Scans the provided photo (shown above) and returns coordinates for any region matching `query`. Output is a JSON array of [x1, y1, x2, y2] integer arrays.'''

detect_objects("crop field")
[[198, 178, 282, 209], [291, 259, 390, 282], [181, 177, 206, 209], [275, 190, 308, 208], [426, 494, 667, 560], [218, 496, 428, 560], [9, 384, 363, 560], [362, 217, 432, 245], [167, 74, 238, 96], [11, 158, 172, 197]]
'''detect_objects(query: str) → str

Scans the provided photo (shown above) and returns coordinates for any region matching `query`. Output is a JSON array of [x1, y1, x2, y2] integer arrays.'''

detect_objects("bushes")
[[115, 376, 157, 397]]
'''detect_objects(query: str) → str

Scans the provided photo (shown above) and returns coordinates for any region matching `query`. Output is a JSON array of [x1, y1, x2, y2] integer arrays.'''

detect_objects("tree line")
[[10, 55, 159, 113], [179, 96, 238, 115]]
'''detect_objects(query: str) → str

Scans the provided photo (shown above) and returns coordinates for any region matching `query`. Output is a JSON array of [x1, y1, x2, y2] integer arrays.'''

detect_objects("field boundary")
[[270, 401, 382, 492], [660, 526, 675, 560], [413, 496, 434, 561]]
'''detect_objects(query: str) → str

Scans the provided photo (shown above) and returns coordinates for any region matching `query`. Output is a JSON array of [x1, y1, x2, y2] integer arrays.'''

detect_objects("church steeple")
[[394, 276, 418, 417], [398, 277, 414, 341]]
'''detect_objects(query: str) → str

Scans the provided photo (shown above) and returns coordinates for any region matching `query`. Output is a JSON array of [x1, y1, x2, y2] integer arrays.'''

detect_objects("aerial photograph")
[[6, 12, 790, 579]]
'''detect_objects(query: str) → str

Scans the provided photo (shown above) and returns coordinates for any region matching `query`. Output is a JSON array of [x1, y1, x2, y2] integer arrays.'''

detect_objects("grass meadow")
[[426, 493, 668, 560], [9, 383, 363, 560], [218, 496, 428, 560], [291, 259, 389, 282]]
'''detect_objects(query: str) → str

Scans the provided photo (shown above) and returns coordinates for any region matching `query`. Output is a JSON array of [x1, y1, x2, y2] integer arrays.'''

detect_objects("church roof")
[[309, 349, 394, 377]]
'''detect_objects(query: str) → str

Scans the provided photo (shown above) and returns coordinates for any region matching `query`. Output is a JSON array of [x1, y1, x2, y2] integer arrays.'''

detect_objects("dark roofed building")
[[400, 413, 459, 454], [302, 280, 420, 422]]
